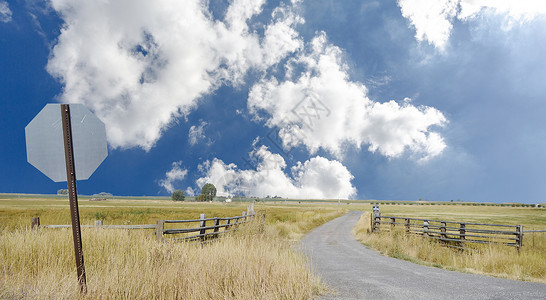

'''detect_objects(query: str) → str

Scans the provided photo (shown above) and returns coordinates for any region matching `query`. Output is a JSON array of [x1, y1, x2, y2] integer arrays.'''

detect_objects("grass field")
[[1, 194, 544, 298], [351, 203, 546, 227], [0, 194, 347, 299]]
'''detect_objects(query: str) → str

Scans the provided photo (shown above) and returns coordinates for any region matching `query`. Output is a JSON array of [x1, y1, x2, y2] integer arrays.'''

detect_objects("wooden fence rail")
[[156, 211, 256, 242], [371, 213, 525, 251], [31, 203, 258, 243]]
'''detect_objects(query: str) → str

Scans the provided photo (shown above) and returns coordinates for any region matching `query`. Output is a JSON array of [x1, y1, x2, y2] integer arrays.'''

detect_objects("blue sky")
[[1, 0, 545, 203]]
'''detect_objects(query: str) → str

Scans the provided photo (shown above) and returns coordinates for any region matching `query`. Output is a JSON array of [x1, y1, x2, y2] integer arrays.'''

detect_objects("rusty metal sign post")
[[61, 104, 86, 293], [25, 103, 108, 294]]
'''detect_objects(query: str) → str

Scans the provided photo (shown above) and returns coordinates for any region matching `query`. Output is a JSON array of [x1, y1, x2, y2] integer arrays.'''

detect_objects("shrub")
[[171, 190, 185, 201]]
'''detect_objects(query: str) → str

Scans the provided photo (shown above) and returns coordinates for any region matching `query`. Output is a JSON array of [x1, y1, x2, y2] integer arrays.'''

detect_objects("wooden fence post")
[[94, 220, 103, 228], [156, 220, 165, 242], [213, 218, 220, 237], [225, 219, 231, 231], [200, 214, 206, 241], [405, 219, 410, 233], [423, 220, 429, 237], [243, 211, 247, 222], [372, 208, 381, 232], [31, 217, 40, 230], [516, 225, 523, 252], [440, 222, 447, 240], [370, 213, 373, 232], [374, 215, 381, 232], [460, 223, 466, 241], [390, 217, 396, 230]]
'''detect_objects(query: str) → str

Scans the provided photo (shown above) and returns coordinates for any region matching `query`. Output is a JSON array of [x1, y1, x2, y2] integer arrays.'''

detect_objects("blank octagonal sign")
[[25, 104, 108, 182]]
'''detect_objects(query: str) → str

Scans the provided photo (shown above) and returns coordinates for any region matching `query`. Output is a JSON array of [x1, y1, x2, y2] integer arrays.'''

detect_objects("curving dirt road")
[[300, 211, 546, 300]]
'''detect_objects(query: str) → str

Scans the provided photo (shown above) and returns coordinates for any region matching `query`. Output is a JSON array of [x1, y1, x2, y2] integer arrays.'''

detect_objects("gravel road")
[[300, 211, 546, 300]]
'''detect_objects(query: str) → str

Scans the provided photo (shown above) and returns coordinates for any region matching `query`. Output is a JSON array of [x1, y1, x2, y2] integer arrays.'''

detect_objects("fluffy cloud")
[[188, 120, 208, 146], [398, 0, 458, 51], [159, 161, 188, 193], [195, 146, 356, 199], [47, 0, 303, 150], [398, 0, 546, 50], [0, 1, 12, 23], [248, 33, 447, 160]]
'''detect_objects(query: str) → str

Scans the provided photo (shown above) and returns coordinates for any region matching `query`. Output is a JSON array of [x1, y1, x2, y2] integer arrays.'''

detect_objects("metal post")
[[61, 104, 86, 293]]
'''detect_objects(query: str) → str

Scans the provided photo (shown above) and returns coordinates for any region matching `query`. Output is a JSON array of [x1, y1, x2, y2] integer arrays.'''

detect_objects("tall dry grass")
[[0, 216, 327, 299], [265, 208, 347, 241], [353, 212, 546, 283]]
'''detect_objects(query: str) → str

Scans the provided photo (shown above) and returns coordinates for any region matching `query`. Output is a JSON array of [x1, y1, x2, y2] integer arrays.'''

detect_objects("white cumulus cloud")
[[0, 1, 12, 23], [195, 146, 356, 199], [159, 161, 188, 193], [248, 33, 447, 160], [398, 0, 546, 50], [398, 0, 458, 51], [47, 0, 303, 150]]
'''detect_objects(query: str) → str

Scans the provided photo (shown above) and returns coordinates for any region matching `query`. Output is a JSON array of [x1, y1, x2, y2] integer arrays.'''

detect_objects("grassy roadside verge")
[[353, 211, 546, 283], [1, 200, 346, 299]]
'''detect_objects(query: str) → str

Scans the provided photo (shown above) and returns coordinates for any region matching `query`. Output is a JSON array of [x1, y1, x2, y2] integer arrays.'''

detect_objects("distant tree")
[[57, 189, 68, 195], [196, 194, 206, 202], [199, 183, 217, 201], [172, 190, 185, 201]]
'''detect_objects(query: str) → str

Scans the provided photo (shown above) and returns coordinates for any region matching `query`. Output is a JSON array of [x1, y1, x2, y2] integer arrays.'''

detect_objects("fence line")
[[156, 210, 257, 242], [31, 203, 258, 243], [370, 211, 526, 251]]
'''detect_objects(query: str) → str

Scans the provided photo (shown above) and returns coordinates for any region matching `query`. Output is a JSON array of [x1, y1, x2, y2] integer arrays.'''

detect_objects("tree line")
[[171, 183, 216, 202]]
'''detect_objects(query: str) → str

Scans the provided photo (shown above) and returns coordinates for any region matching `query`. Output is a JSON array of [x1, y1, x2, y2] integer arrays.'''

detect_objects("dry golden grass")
[[0, 221, 321, 299], [262, 206, 347, 241], [353, 212, 546, 283], [0, 198, 347, 300]]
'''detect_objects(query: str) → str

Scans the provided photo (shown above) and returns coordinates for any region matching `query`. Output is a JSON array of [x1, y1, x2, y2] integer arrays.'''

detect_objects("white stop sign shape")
[[25, 104, 108, 182]]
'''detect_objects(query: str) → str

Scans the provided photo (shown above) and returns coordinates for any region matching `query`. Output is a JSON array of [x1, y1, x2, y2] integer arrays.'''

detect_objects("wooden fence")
[[371, 213, 526, 251], [31, 204, 258, 243], [156, 211, 256, 242]]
